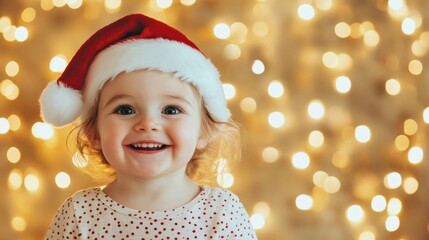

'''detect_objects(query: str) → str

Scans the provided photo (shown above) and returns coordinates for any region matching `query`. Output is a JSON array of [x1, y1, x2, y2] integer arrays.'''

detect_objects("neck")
[[102, 171, 200, 211]]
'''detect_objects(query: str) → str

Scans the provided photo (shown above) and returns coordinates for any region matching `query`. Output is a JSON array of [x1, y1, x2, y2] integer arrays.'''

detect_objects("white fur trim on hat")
[[82, 38, 230, 122]]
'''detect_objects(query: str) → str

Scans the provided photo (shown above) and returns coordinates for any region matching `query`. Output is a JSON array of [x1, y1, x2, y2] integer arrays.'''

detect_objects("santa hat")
[[39, 14, 230, 127]]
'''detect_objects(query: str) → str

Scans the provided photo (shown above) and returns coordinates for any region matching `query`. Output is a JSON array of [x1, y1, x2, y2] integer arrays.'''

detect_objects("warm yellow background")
[[1, 0, 429, 239]]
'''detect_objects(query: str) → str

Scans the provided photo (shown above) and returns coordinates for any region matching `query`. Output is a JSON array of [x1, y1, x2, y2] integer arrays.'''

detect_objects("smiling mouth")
[[128, 143, 168, 151]]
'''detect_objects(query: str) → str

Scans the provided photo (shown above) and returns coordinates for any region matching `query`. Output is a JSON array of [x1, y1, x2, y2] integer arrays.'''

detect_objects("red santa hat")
[[39, 14, 230, 127]]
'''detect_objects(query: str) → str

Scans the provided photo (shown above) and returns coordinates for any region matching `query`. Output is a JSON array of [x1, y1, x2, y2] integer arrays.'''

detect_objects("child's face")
[[95, 70, 206, 180]]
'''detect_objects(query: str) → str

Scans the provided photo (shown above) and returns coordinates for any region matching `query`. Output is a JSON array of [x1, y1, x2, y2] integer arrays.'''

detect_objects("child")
[[40, 14, 257, 239]]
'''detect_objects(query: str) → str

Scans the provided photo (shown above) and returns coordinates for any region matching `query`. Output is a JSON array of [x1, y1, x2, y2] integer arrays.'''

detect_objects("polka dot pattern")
[[46, 186, 257, 239]]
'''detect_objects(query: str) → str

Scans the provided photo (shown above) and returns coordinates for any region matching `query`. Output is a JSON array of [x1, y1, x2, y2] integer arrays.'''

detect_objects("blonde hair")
[[73, 83, 241, 186]]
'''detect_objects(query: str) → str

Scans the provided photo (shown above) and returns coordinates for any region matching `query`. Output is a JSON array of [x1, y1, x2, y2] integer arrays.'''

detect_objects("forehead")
[[99, 70, 202, 102]]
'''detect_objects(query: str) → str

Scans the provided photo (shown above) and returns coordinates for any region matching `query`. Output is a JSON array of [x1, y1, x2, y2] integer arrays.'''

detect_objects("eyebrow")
[[103, 94, 131, 108], [164, 94, 195, 107], [102, 93, 196, 108]]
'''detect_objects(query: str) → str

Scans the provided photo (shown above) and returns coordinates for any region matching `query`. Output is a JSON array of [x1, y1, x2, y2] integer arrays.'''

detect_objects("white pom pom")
[[39, 82, 83, 127]]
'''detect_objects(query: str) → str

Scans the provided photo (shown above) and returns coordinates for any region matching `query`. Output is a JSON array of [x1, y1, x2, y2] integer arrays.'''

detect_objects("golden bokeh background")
[[1, 0, 429, 239]]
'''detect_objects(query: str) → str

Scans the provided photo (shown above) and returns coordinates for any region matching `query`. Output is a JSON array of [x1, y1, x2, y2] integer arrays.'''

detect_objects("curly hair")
[[72, 83, 241, 186]]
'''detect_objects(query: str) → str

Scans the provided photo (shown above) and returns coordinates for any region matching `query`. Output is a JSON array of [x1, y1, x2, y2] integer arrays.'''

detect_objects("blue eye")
[[162, 106, 182, 115], [114, 105, 135, 115]]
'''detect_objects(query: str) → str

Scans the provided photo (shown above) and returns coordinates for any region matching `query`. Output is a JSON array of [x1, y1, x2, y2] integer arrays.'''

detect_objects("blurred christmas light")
[[335, 22, 351, 38], [268, 111, 285, 128], [308, 100, 325, 120], [105, 0, 122, 11], [385, 79, 401, 95], [331, 150, 351, 169], [1, 79, 20, 100], [251, 60, 265, 74], [322, 51, 339, 68], [3, 25, 17, 41], [31, 122, 54, 140], [350, 23, 363, 38], [403, 177, 418, 194], [335, 76, 352, 93], [385, 215, 400, 232], [253, 201, 270, 218], [24, 174, 40, 192], [407, 146, 423, 164], [67, 0, 83, 9], [267, 80, 284, 98], [384, 172, 402, 189], [355, 125, 371, 143], [55, 172, 71, 189], [217, 172, 234, 188], [387, 198, 402, 216], [363, 30, 380, 47], [394, 134, 409, 151], [323, 176, 341, 193], [53, 0, 67, 8], [424, 107, 429, 123], [156, 0, 173, 9], [223, 44, 241, 60], [388, 0, 405, 10], [313, 171, 328, 188], [250, 213, 265, 230], [7, 114, 21, 131], [308, 130, 324, 148], [11, 216, 26, 232], [49, 55, 67, 73], [337, 53, 353, 70], [291, 152, 310, 169], [213, 23, 230, 39], [295, 194, 313, 210], [240, 97, 257, 113], [41, 0, 55, 11], [0, 117, 10, 134], [403, 119, 417, 135], [359, 231, 375, 240], [14, 26, 28, 42], [222, 83, 236, 100], [8, 169, 23, 190], [402, 18, 416, 35], [262, 147, 279, 163], [230, 22, 248, 43], [0, 17, 11, 32], [346, 205, 365, 224], [7, 147, 21, 164], [5, 61, 19, 77], [315, 0, 333, 10], [180, 0, 196, 6], [411, 39, 427, 56], [371, 195, 387, 212], [297, 4, 315, 20], [408, 59, 423, 75]]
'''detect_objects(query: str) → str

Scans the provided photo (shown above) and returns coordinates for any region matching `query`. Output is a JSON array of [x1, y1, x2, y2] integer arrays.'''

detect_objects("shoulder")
[[70, 187, 100, 200], [204, 186, 241, 201], [202, 186, 245, 209], [59, 187, 101, 209]]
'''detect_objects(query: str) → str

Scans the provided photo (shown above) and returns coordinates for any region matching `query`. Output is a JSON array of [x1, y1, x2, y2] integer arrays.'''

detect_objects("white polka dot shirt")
[[46, 186, 257, 239]]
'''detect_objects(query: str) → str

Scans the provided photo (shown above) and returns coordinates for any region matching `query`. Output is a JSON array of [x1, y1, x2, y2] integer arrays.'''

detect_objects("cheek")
[[171, 120, 201, 146], [97, 120, 125, 146]]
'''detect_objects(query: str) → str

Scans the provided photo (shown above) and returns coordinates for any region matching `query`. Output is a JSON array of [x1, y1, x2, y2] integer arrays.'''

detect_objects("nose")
[[134, 113, 160, 132]]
